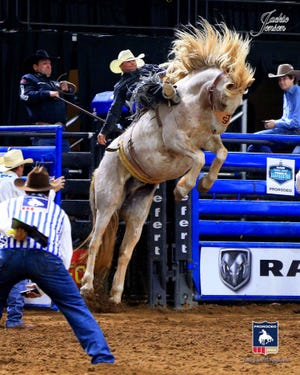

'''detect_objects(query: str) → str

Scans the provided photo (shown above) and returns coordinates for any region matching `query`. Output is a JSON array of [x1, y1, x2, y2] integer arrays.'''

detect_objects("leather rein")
[[208, 71, 232, 127]]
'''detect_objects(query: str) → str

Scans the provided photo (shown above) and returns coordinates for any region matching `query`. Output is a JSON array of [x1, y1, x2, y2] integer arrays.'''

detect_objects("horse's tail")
[[94, 211, 119, 279], [71, 211, 119, 273], [72, 170, 118, 278], [89, 170, 97, 225]]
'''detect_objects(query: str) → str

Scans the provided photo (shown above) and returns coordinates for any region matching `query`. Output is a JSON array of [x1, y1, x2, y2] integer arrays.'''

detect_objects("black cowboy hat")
[[23, 49, 60, 73], [14, 166, 55, 192]]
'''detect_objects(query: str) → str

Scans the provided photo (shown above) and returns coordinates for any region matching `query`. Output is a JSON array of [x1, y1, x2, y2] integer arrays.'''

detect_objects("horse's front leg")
[[174, 149, 205, 201], [198, 137, 228, 193]]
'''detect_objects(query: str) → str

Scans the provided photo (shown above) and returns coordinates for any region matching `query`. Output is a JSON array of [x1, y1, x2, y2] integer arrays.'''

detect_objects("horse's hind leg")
[[110, 184, 157, 304], [80, 164, 125, 295], [80, 209, 116, 295]]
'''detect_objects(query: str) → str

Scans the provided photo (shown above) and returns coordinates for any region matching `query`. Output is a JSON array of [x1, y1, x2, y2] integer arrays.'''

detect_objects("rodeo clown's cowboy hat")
[[268, 64, 300, 80], [14, 166, 55, 192], [0, 149, 33, 172], [23, 49, 60, 73], [109, 49, 145, 74]]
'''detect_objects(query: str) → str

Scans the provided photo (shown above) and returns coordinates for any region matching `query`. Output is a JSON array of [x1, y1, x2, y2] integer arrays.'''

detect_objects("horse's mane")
[[165, 18, 255, 94]]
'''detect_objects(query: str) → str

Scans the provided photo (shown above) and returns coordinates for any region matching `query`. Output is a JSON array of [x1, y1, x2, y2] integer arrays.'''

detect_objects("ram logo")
[[219, 248, 251, 291]]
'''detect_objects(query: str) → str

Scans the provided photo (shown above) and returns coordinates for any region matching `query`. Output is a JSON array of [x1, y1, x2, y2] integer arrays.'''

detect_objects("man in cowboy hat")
[[0, 149, 65, 329], [0, 148, 65, 201], [97, 49, 180, 146], [248, 63, 300, 153], [0, 149, 33, 201], [20, 49, 74, 152], [0, 166, 115, 364]]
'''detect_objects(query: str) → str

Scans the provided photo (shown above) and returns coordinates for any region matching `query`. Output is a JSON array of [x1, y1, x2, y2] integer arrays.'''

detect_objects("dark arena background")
[[2, 1, 300, 131]]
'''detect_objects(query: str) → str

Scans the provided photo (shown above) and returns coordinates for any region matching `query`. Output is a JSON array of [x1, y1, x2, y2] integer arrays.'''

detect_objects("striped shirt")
[[0, 193, 73, 269], [0, 171, 24, 202]]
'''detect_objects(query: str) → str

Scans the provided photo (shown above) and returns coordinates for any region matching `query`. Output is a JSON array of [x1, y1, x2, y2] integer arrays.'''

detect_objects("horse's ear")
[[247, 78, 255, 87]]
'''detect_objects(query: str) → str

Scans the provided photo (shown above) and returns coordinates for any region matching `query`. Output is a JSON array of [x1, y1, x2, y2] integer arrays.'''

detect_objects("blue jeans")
[[5, 279, 27, 327], [247, 128, 300, 153], [0, 249, 114, 364]]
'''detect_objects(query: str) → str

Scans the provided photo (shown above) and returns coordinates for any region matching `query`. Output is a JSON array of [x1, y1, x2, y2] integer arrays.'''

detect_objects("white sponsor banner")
[[266, 157, 295, 196], [200, 247, 300, 296]]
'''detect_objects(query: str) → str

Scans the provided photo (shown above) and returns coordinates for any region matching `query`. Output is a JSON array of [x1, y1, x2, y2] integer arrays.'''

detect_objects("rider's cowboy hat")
[[268, 64, 300, 79], [0, 149, 33, 172], [109, 49, 145, 74], [23, 49, 60, 73], [14, 166, 55, 192]]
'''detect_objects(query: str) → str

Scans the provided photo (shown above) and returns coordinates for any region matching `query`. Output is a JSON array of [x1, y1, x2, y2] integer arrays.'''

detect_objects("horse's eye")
[[219, 102, 227, 111], [225, 82, 235, 90]]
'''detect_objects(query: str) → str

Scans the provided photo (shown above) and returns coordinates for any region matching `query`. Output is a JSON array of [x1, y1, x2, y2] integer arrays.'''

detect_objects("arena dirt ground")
[[1, 301, 300, 375]]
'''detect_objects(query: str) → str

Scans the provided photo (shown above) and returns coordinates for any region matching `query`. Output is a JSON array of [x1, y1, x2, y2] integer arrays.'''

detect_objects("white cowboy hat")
[[0, 149, 33, 172], [109, 49, 145, 74], [268, 64, 300, 79]]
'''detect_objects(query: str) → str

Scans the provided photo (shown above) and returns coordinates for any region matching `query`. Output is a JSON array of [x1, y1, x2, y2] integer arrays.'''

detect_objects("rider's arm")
[[99, 86, 127, 137]]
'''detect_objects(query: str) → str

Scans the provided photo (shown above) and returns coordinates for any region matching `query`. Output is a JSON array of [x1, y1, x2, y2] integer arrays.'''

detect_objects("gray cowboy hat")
[[109, 49, 145, 74], [14, 166, 55, 192], [268, 64, 300, 79], [23, 49, 60, 73]]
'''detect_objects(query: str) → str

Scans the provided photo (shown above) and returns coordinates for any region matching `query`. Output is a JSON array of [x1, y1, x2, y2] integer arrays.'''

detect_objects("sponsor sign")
[[252, 321, 279, 355], [219, 248, 251, 291], [200, 246, 300, 296], [266, 158, 295, 196], [69, 248, 87, 288]]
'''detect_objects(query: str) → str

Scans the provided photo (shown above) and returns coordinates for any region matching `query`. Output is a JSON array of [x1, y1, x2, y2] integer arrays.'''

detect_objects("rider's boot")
[[162, 82, 181, 105]]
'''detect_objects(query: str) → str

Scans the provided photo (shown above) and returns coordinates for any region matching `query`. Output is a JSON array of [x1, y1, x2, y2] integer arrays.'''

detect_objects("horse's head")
[[165, 18, 255, 135], [207, 71, 254, 134]]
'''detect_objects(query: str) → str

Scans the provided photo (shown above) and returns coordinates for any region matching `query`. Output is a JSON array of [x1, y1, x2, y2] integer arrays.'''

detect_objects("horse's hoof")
[[197, 180, 209, 193], [80, 285, 93, 296], [173, 188, 183, 202], [109, 294, 123, 304]]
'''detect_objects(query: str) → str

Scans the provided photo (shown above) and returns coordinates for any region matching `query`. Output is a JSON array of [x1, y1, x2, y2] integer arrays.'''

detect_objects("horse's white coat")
[[80, 20, 255, 304]]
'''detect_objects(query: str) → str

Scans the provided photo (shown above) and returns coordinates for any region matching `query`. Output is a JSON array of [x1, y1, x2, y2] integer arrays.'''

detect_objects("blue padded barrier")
[[198, 199, 300, 216], [0, 125, 63, 204], [191, 136, 300, 301], [205, 151, 300, 170]]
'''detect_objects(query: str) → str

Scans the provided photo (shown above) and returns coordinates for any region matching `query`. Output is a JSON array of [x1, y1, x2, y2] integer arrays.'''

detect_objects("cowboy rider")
[[97, 49, 180, 146]]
